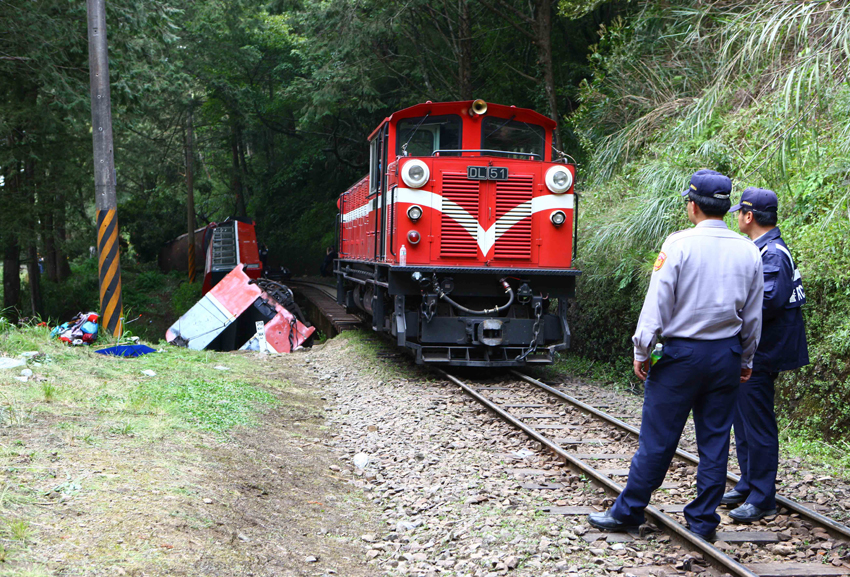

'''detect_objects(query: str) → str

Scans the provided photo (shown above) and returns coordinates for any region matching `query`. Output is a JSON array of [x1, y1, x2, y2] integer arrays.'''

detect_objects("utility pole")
[[186, 104, 196, 283], [86, 0, 123, 337]]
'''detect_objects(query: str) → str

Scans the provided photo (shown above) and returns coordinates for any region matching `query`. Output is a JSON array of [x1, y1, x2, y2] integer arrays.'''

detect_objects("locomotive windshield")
[[395, 114, 462, 157], [481, 117, 545, 159]]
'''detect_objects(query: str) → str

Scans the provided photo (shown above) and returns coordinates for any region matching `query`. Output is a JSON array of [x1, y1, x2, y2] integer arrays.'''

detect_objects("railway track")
[[286, 279, 362, 335], [287, 279, 337, 299], [295, 280, 850, 574], [435, 368, 850, 577]]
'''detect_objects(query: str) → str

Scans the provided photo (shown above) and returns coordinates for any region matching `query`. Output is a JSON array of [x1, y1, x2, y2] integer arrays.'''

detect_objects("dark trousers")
[[609, 336, 741, 535], [732, 370, 779, 510]]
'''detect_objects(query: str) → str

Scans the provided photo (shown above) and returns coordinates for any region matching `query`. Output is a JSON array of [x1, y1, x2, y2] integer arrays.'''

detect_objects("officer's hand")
[[633, 358, 650, 381], [740, 368, 752, 383]]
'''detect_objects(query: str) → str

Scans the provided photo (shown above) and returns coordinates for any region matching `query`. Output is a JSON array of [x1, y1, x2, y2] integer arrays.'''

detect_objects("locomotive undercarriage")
[[335, 260, 580, 367]]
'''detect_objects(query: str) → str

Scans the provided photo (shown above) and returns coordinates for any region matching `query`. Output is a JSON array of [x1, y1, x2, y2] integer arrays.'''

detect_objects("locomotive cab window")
[[395, 114, 462, 157], [481, 117, 546, 160]]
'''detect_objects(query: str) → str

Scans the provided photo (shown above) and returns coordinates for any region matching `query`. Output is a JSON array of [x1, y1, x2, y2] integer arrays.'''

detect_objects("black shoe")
[[587, 510, 641, 532], [721, 489, 748, 506], [687, 525, 717, 541], [728, 502, 777, 523]]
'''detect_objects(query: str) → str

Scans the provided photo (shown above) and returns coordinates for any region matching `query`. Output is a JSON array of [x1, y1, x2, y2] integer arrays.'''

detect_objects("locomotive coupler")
[[477, 319, 504, 346], [517, 283, 533, 304]]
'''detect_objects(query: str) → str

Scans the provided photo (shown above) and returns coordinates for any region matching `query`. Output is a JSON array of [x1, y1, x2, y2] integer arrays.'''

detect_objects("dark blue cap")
[[729, 187, 778, 213], [681, 169, 732, 199]]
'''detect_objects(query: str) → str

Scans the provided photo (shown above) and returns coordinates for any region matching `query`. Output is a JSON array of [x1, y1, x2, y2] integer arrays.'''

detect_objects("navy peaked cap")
[[729, 187, 778, 213], [681, 169, 732, 199]]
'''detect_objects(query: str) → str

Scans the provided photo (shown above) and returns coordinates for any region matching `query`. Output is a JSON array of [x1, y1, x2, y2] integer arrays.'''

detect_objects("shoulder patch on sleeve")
[[653, 251, 667, 272]]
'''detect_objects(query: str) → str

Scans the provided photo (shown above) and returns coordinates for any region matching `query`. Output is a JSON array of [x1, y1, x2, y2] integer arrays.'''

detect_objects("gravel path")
[[284, 336, 711, 576], [280, 333, 850, 576]]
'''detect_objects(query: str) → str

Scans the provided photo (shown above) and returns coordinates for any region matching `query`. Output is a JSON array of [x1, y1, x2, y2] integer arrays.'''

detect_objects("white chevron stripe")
[[532, 194, 574, 211], [341, 187, 573, 256]]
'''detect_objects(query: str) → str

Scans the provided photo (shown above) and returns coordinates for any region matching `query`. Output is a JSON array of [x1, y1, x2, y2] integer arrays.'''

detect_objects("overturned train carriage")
[[335, 100, 580, 367]]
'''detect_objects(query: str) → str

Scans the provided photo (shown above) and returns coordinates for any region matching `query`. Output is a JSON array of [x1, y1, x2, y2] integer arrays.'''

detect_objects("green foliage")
[[778, 420, 850, 475], [40, 259, 101, 321], [171, 281, 203, 317], [569, 0, 850, 439]]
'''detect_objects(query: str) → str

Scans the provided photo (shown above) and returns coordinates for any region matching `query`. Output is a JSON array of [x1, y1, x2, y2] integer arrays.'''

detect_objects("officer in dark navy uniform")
[[588, 169, 764, 540], [723, 187, 809, 522]]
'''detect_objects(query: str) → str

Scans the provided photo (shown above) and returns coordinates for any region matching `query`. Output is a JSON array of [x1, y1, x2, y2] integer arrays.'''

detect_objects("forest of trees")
[[2, 1, 849, 436], [0, 0, 611, 314]]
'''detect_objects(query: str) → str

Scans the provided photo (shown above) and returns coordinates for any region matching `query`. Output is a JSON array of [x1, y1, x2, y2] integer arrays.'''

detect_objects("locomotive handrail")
[[573, 192, 579, 262], [339, 191, 350, 256], [339, 265, 389, 289], [388, 185, 397, 258], [431, 149, 542, 160]]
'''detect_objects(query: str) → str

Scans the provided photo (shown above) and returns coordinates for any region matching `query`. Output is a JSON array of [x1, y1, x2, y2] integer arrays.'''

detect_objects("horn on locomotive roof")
[[469, 99, 488, 116]]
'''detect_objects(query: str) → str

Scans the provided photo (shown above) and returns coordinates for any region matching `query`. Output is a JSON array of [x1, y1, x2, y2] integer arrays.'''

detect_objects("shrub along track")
[[435, 368, 850, 577]]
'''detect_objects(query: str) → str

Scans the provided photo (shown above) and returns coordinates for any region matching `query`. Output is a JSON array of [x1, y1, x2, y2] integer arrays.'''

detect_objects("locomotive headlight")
[[550, 210, 567, 227], [545, 166, 573, 194], [407, 205, 423, 222], [402, 159, 430, 188]]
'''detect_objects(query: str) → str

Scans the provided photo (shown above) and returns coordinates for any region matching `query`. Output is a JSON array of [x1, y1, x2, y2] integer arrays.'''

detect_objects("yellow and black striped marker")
[[187, 237, 196, 284], [96, 208, 123, 336]]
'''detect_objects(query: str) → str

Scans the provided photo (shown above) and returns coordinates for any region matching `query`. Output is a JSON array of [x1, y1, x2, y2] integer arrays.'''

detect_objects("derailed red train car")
[[201, 219, 263, 295], [336, 100, 580, 366]]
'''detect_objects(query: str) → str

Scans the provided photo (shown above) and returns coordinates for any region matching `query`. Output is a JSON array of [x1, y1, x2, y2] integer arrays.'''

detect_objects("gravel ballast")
[[279, 331, 850, 576]]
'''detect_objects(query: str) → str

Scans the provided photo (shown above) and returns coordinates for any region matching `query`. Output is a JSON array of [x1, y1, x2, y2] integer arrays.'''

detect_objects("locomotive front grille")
[[494, 175, 533, 259], [440, 172, 480, 258]]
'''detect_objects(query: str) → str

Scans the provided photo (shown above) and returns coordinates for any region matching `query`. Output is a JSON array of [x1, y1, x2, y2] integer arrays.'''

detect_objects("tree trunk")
[[26, 243, 42, 318], [43, 194, 58, 282], [458, 0, 473, 100], [2, 238, 21, 319], [535, 0, 561, 150], [2, 144, 22, 320], [186, 106, 196, 283], [24, 158, 43, 318], [55, 192, 71, 280], [231, 120, 247, 219], [237, 124, 252, 210]]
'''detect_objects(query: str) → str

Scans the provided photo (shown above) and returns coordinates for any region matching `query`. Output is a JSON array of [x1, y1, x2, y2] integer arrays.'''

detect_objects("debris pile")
[[166, 267, 314, 353], [50, 312, 99, 345]]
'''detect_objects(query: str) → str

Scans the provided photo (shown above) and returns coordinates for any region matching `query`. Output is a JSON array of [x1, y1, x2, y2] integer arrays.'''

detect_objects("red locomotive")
[[335, 100, 579, 366]]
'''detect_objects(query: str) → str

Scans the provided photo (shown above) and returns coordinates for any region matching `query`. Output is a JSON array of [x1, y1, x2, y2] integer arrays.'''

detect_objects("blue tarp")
[[95, 345, 157, 357]]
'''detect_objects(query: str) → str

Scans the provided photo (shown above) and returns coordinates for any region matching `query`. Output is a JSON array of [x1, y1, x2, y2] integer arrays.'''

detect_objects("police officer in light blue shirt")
[[588, 169, 764, 540], [722, 187, 809, 523]]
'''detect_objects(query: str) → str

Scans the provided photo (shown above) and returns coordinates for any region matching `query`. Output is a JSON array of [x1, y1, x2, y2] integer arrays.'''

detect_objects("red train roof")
[[367, 101, 557, 142]]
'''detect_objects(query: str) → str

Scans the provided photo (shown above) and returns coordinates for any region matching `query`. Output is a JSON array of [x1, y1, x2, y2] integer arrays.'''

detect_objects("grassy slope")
[[0, 325, 272, 565], [0, 324, 381, 575]]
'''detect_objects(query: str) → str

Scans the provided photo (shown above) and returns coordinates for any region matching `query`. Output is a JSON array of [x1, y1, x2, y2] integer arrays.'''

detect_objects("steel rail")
[[512, 370, 850, 542], [435, 368, 760, 577], [287, 280, 338, 299]]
